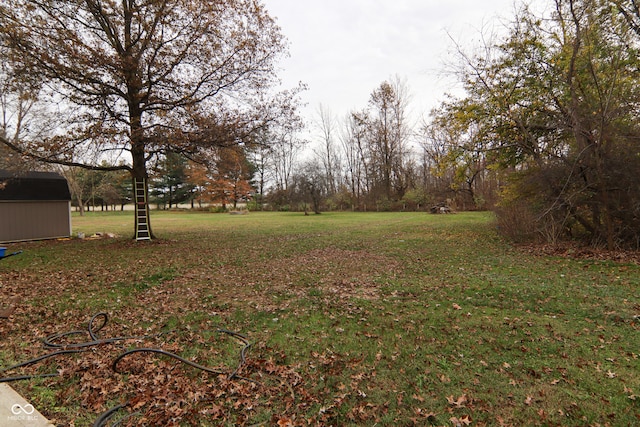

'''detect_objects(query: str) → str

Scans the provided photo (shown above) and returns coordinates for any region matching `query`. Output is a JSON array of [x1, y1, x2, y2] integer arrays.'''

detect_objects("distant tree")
[[416, 115, 455, 201], [96, 171, 131, 210], [150, 152, 193, 209], [185, 161, 210, 208], [270, 131, 306, 194], [185, 146, 255, 210], [366, 77, 412, 202], [63, 167, 98, 215], [63, 165, 129, 213], [401, 187, 430, 211], [291, 160, 326, 214], [314, 104, 340, 196], [248, 141, 271, 210], [421, 106, 494, 210], [208, 146, 255, 210], [340, 111, 372, 210], [0, 0, 301, 238]]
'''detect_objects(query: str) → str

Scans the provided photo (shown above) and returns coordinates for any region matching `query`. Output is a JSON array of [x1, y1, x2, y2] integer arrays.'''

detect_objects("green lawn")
[[0, 211, 638, 426]]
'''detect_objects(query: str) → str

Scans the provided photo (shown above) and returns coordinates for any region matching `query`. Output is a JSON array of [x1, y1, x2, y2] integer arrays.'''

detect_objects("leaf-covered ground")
[[0, 211, 638, 426]]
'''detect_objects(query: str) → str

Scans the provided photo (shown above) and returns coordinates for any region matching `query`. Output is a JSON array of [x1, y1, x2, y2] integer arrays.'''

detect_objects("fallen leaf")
[[624, 386, 637, 400], [447, 394, 468, 408], [450, 415, 472, 426], [412, 394, 425, 402], [460, 414, 472, 425], [277, 418, 293, 427], [453, 303, 462, 310]]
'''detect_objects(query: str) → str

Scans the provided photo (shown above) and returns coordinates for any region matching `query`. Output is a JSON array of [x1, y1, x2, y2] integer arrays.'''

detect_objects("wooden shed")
[[0, 170, 72, 242]]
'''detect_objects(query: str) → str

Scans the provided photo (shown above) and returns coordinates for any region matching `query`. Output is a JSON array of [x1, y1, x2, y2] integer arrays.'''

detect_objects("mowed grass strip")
[[0, 211, 638, 426]]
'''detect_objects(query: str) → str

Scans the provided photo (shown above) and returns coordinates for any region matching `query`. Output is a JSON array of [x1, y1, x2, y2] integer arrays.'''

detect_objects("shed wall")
[[0, 201, 71, 242]]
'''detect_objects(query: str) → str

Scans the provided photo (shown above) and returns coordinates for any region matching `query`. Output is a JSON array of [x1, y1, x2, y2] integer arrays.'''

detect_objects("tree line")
[[61, 147, 257, 214], [60, 74, 496, 216], [264, 76, 499, 214], [276, 0, 640, 250], [3, 0, 640, 249]]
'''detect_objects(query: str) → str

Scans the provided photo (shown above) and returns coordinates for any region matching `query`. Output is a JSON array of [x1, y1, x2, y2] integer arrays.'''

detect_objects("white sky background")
[[263, 0, 537, 137]]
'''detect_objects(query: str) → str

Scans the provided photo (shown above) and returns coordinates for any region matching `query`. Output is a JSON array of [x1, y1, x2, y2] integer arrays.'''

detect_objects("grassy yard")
[[0, 211, 638, 426]]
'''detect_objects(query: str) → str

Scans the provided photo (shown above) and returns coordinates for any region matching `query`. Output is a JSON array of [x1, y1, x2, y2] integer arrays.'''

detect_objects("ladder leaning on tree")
[[134, 178, 151, 241]]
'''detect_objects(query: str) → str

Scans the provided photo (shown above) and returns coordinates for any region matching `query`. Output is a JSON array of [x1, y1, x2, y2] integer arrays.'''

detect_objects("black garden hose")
[[0, 312, 256, 425], [0, 350, 84, 382], [92, 402, 142, 427]]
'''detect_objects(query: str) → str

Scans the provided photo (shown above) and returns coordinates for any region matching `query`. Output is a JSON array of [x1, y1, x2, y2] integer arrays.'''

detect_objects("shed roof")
[[0, 170, 71, 201]]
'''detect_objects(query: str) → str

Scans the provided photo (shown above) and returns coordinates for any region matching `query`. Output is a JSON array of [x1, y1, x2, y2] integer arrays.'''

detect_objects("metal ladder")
[[134, 178, 151, 241]]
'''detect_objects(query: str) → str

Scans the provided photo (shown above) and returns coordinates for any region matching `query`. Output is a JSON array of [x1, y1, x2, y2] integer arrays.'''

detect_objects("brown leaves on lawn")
[[0, 240, 407, 426], [518, 242, 640, 264], [259, 247, 401, 302], [450, 414, 472, 426], [4, 225, 638, 426], [1, 313, 307, 426]]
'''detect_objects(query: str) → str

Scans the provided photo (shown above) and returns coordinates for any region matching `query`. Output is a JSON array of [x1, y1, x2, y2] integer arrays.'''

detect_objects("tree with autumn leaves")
[[429, 0, 640, 249], [187, 146, 254, 210], [0, 0, 302, 238]]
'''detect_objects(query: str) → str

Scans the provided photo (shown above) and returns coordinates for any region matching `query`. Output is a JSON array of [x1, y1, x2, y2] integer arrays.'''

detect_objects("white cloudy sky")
[[263, 0, 532, 128]]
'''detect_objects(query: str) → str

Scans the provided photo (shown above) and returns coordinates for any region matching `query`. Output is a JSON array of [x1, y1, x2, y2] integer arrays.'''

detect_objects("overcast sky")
[[263, 0, 529, 130]]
